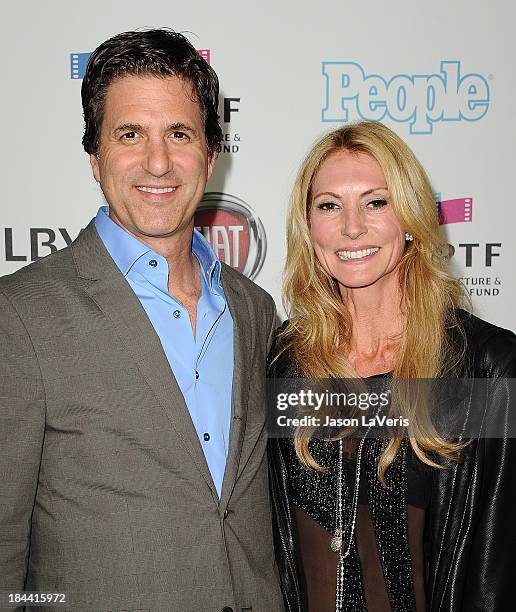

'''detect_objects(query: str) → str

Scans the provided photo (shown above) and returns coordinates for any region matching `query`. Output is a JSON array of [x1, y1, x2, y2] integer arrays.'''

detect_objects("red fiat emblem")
[[194, 193, 267, 279]]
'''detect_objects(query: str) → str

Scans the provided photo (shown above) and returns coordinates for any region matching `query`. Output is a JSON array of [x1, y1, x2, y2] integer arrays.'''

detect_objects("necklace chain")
[[334, 435, 367, 610]]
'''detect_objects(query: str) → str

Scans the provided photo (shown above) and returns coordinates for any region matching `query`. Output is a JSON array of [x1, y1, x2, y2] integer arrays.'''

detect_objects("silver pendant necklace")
[[331, 437, 364, 554], [333, 430, 371, 611]]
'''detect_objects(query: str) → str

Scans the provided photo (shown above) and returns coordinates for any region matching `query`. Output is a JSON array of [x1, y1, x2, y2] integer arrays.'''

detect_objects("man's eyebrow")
[[167, 122, 198, 135], [112, 122, 199, 136], [113, 123, 144, 134]]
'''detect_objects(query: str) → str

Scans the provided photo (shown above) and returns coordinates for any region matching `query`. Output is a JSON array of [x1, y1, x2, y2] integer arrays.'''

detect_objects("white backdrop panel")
[[1, 0, 514, 329]]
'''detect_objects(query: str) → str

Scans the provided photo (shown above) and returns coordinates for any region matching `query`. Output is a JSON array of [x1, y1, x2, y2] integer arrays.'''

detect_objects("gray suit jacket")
[[0, 222, 284, 612]]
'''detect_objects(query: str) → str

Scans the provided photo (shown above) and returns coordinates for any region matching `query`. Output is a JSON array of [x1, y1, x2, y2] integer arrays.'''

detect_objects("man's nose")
[[142, 138, 172, 177], [340, 206, 367, 240]]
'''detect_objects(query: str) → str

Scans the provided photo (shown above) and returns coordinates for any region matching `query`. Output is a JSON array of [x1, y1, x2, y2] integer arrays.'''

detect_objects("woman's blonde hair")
[[279, 121, 467, 480]]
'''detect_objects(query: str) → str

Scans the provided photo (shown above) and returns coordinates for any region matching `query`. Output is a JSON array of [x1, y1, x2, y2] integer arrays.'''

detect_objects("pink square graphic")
[[197, 49, 211, 64], [439, 198, 473, 225]]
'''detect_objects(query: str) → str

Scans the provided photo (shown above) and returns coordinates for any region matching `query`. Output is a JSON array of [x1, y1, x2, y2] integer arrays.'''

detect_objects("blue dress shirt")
[[95, 206, 233, 496]]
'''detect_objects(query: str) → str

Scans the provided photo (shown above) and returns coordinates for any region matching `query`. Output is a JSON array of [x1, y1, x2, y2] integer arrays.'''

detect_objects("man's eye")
[[171, 131, 189, 141], [366, 199, 388, 210], [121, 131, 138, 140]]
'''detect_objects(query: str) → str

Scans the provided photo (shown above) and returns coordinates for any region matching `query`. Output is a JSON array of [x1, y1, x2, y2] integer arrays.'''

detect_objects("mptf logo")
[[322, 61, 490, 134], [220, 97, 241, 154], [194, 193, 266, 280], [435, 196, 501, 273]]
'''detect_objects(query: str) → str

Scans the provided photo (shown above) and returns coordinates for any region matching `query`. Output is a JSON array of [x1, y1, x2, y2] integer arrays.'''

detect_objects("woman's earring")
[[405, 232, 414, 242]]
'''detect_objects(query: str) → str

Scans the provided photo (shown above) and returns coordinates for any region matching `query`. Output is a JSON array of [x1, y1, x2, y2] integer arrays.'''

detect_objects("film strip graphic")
[[70, 53, 91, 80], [438, 197, 472, 225], [70, 49, 211, 79]]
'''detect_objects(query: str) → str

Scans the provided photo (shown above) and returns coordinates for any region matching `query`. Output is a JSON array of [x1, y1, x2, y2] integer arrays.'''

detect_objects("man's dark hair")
[[81, 28, 222, 157]]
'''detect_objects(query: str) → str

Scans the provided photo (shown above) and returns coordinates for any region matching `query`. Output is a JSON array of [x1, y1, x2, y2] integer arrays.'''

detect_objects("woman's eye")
[[317, 201, 339, 211], [365, 198, 388, 210]]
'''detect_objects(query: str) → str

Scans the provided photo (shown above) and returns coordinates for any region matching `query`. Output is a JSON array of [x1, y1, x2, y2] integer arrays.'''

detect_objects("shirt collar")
[[94, 206, 222, 291], [192, 229, 222, 291], [95, 206, 150, 276]]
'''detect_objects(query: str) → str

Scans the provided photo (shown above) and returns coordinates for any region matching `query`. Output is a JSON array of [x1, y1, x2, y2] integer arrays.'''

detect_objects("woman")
[[268, 121, 516, 611]]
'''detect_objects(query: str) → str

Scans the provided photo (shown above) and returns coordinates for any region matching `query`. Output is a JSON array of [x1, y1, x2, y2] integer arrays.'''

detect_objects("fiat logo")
[[195, 192, 267, 280]]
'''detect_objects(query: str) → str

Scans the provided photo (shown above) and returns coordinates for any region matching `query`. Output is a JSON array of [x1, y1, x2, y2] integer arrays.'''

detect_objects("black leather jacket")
[[268, 311, 516, 611]]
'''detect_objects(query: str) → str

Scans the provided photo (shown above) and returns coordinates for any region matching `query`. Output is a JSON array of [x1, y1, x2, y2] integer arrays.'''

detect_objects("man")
[[0, 29, 284, 612]]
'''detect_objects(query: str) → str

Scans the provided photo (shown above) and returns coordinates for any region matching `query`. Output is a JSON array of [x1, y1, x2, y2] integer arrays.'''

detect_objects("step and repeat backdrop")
[[1, 0, 514, 329]]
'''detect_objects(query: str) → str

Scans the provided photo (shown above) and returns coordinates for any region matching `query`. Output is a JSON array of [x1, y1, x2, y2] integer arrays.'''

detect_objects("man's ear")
[[89, 153, 101, 183], [207, 149, 218, 181]]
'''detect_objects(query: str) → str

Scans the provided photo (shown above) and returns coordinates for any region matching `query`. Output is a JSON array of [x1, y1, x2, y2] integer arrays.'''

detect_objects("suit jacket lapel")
[[71, 222, 217, 498], [219, 265, 253, 509]]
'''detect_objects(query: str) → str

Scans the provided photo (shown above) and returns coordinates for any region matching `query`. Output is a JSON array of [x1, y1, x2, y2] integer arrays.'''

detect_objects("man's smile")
[[136, 185, 177, 194]]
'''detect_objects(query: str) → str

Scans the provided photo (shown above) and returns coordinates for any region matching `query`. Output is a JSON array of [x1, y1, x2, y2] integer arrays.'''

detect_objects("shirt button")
[[195, 370, 199, 379], [149, 259, 158, 267], [203, 432, 210, 441], [173, 310, 181, 319], [223, 508, 229, 519]]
